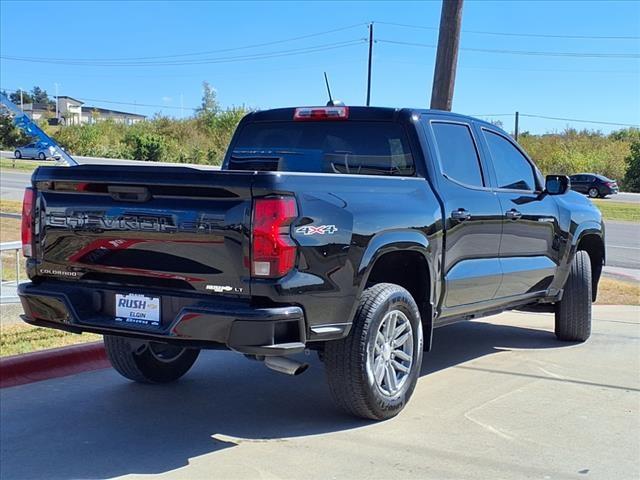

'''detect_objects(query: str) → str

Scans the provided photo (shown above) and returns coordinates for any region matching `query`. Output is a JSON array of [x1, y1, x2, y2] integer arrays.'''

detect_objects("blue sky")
[[1, 0, 639, 133]]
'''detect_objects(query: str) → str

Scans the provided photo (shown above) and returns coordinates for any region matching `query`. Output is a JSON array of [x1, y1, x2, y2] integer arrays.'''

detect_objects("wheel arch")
[[575, 231, 605, 302], [357, 231, 435, 350]]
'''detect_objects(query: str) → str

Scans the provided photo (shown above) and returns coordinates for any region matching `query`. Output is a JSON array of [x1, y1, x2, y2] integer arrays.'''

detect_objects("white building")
[[23, 95, 146, 125]]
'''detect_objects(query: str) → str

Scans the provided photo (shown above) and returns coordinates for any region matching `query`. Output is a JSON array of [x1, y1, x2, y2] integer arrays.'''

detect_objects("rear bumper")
[[18, 281, 306, 356]]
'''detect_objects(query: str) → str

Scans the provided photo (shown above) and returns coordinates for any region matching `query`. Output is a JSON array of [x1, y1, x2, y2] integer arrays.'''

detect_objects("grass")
[[0, 157, 50, 172], [1, 217, 20, 242], [595, 277, 640, 305], [0, 324, 101, 357], [592, 199, 640, 223], [0, 200, 22, 214]]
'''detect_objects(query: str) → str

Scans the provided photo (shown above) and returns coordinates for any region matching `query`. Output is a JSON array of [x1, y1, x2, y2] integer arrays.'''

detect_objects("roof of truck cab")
[[246, 106, 497, 128]]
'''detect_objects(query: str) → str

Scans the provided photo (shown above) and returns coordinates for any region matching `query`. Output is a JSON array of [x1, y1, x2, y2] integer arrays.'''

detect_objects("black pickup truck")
[[18, 106, 604, 420]]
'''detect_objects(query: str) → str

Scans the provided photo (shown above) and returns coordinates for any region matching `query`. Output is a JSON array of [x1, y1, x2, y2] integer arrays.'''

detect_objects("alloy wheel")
[[368, 309, 414, 396]]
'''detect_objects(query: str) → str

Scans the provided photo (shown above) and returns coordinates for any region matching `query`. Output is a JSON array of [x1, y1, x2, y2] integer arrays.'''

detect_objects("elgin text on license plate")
[[115, 293, 160, 327]]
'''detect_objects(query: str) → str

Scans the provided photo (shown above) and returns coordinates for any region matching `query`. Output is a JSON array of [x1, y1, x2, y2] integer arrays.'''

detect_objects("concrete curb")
[[0, 341, 108, 388]]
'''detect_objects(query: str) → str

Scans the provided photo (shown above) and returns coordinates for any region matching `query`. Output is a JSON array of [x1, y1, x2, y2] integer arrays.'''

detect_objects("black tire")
[[14, 150, 21, 159], [324, 283, 424, 420], [555, 250, 592, 342], [588, 187, 600, 198], [38, 152, 46, 160], [103, 335, 200, 383]]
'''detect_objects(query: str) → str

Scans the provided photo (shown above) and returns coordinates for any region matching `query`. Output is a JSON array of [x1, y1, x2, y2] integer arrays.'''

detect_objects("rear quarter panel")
[[250, 172, 442, 339]]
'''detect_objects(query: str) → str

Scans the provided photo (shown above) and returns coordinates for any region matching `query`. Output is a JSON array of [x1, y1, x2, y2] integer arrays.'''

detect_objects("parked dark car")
[[18, 106, 605, 420], [569, 173, 619, 198]]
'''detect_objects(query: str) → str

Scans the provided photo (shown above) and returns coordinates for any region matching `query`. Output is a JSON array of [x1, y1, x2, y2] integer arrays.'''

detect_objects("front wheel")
[[555, 250, 592, 342], [104, 336, 200, 383], [324, 283, 423, 420], [588, 187, 600, 198]]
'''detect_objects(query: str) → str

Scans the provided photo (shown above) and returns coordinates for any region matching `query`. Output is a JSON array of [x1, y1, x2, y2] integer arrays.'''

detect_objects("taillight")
[[252, 197, 297, 278], [293, 106, 349, 121], [21, 188, 34, 257]]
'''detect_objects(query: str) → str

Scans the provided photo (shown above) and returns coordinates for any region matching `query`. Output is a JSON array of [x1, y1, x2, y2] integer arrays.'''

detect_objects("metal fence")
[[0, 241, 25, 304]]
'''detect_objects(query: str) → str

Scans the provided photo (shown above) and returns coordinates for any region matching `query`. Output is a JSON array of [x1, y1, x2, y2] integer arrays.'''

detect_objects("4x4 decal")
[[295, 225, 338, 236]]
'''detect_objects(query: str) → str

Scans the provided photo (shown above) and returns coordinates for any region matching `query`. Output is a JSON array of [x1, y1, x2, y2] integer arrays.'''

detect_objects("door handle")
[[505, 209, 522, 220], [451, 208, 471, 222]]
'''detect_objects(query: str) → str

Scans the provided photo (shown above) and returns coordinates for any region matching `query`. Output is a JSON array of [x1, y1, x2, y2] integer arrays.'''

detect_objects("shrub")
[[125, 132, 167, 162], [622, 141, 640, 193]]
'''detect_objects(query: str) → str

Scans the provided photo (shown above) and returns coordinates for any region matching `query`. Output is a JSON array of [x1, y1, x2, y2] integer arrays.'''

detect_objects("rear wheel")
[[104, 336, 200, 383], [14, 150, 21, 159], [555, 250, 592, 342], [324, 283, 423, 420], [38, 152, 46, 160], [588, 187, 600, 198]]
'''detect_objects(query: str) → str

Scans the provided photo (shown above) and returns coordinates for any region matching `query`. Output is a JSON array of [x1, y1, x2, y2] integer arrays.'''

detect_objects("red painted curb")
[[0, 341, 109, 388]]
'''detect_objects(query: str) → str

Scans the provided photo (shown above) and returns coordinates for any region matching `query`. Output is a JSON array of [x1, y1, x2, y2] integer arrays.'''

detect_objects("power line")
[[473, 112, 639, 127], [2, 23, 368, 63], [375, 20, 640, 40], [377, 38, 640, 59], [473, 113, 514, 117], [519, 114, 639, 128], [76, 97, 197, 111], [378, 58, 640, 75], [1, 39, 367, 67], [0, 87, 198, 111]]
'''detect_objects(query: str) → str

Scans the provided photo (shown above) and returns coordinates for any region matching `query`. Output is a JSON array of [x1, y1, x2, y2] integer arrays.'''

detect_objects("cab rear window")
[[228, 121, 415, 176]]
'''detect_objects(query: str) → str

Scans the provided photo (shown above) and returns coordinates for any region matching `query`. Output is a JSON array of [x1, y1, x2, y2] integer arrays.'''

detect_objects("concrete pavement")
[[1, 306, 638, 480]]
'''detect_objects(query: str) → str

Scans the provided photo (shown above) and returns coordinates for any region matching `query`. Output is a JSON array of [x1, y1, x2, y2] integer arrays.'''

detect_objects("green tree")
[[9, 89, 33, 105], [622, 141, 640, 192], [0, 113, 28, 148], [31, 86, 49, 104], [196, 81, 219, 117]]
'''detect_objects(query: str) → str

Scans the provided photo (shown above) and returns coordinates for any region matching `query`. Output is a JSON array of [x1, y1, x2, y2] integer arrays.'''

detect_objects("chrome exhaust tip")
[[264, 356, 309, 376]]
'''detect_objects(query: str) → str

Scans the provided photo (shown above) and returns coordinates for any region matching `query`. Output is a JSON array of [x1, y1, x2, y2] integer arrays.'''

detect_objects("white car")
[[14, 142, 59, 160]]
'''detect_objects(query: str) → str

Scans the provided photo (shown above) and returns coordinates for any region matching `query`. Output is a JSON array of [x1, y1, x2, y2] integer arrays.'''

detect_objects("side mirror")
[[545, 175, 570, 195]]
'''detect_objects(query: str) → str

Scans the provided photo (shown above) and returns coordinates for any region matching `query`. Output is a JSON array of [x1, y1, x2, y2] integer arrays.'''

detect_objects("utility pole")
[[180, 93, 184, 119], [514, 111, 520, 141], [430, 0, 464, 111], [366, 22, 373, 106], [54, 82, 59, 119], [19, 88, 23, 111]]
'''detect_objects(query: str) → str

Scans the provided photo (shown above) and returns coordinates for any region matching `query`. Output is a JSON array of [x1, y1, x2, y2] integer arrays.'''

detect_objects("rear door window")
[[229, 121, 414, 176], [430, 122, 485, 188]]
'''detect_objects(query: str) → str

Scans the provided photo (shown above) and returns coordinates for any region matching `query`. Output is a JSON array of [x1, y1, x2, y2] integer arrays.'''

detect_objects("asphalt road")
[[606, 220, 640, 270], [1, 306, 638, 480], [0, 170, 29, 201]]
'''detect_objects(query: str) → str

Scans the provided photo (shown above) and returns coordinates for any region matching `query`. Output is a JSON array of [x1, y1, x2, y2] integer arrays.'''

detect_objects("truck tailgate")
[[32, 165, 254, 296]]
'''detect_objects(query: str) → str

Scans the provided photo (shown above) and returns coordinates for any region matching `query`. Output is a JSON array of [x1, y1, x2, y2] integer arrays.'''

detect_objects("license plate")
[[115, 293, 161, 327]]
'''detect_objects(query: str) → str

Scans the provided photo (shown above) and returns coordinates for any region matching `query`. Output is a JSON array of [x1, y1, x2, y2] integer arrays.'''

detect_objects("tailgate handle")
[[108, 185, 151, 202]]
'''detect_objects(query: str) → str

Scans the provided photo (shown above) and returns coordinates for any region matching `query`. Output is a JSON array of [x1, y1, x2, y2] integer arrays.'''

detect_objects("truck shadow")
[[1, 317, 563, 479]]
